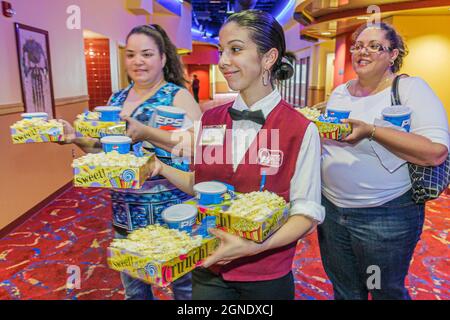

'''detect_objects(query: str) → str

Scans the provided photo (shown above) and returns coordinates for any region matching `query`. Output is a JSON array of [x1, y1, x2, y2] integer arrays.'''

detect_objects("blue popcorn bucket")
[[382, 106, 412, 132], [193, 181, 230, 206], [21, 112, 49, 120], [111, 178, 191, 231], [101, 136, 132, 154], [162, 204, 198, 233], [326, 108, 351, 122], [95, 106, 122, 122]]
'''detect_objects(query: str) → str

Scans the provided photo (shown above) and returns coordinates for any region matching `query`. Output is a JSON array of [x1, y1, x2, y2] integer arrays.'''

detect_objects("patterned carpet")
[[0, 186, 448, 300]]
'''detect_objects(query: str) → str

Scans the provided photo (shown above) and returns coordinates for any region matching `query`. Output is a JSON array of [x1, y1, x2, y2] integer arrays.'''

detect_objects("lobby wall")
[[0, 0, 191, 230]]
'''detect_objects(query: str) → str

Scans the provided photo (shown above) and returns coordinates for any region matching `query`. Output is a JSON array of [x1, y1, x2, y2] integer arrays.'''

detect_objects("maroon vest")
[[195, 99, 311, 281]]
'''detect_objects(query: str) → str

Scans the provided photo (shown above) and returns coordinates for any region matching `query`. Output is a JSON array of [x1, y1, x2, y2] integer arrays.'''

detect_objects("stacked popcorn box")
[[107, 222, 219, 287], [191, 191, 290, 243], [10, 118, 64, 144], [72, 151, 154, 189], [297, 107, 352, 141], [74, 111, 126, 138]]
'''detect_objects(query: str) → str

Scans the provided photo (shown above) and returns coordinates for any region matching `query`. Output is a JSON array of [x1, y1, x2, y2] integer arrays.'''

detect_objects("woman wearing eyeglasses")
[[319, 23, 449, 299]]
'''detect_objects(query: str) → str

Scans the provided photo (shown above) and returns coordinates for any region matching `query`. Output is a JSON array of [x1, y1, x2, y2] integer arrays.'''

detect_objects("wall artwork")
[[15, 23, 55, 117]]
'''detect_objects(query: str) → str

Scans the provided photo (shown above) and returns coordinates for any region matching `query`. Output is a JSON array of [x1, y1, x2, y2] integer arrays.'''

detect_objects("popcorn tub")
[[10, 119, 64, 144], [314, 120, 352, 141], [186, 192, 289, 243], [73, 153, 154, 189], [74, 119, 126, 138], [107, 223, 219, 287]]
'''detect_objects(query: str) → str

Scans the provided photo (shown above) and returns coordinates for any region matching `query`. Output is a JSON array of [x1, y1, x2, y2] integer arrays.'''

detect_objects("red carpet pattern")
[[0, 187, 448, 300]]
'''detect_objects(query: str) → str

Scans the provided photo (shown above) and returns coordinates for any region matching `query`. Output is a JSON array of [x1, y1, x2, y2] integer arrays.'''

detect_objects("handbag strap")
[[391, 74, 409, 106]]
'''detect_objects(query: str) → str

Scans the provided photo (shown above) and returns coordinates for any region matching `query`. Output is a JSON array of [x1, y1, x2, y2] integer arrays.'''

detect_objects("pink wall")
[[333, 32, 357, 88]]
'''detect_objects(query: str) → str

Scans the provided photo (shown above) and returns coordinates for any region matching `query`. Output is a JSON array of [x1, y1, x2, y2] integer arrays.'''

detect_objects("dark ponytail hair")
[[224, 10, 294, 84], [126, 24, 188, 88]]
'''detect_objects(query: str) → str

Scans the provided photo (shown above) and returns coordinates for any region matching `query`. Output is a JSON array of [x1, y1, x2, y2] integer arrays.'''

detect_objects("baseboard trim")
[[0, 181, 73, 239]]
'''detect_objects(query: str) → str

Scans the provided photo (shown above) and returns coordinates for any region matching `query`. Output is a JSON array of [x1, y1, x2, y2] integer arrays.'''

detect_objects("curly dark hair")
[[126, 24, 188, 88], [224, 9, 294, 83], [352, 22, 409, 73]]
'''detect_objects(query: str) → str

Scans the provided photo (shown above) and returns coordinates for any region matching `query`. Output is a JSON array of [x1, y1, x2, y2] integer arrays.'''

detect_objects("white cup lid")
[[382, 106, 412, 117], [100, 136, 132, 144], [162, 204, 198, 222], [95, 106, 122, 112], [193, 181, 227, 195], [155, 106, 186, 115], [327, 108, 351, 112], [21, 112, 48, 118]]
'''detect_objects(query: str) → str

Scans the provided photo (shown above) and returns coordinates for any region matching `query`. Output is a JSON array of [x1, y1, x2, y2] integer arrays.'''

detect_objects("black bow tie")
[[228, 108, 266, 125]]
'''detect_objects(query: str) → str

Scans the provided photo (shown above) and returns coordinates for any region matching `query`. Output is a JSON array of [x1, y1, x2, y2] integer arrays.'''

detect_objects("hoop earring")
[[389, 60, 395, 66], [262, 69, 271, 87]]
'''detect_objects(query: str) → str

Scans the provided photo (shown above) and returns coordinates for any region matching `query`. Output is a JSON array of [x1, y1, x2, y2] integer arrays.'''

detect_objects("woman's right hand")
[[56, 119, 77, 144]]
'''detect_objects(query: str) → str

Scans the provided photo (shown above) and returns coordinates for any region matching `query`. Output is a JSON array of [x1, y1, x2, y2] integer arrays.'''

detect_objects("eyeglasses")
[[350, 42, 392, 54]]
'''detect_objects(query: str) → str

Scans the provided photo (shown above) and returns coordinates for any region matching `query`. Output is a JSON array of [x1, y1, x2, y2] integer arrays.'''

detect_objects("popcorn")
[[297, 107, 322, 121], [10, 118, 64, 144], [76, 111, 100, 121], [110, 225, 204, 262], [72, 151, 149, 168], [11, 118, 61, 128], [227, 191, 286, 221], [194, 191, 289, 242]]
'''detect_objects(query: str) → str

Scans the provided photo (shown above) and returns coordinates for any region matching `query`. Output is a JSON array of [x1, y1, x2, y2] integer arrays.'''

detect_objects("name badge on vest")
[[200, 125, 226, 146], [258, 148, 283, 168]]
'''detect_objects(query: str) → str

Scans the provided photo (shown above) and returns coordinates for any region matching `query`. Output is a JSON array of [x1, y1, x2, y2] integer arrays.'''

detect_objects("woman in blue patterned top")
[[58, 24, 201, 300]]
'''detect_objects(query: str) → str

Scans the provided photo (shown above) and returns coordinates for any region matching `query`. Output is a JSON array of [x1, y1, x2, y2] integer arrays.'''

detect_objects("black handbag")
[[391, 74, 450, 204]]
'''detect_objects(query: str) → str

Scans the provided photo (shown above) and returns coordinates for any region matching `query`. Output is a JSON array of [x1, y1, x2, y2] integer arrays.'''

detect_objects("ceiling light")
[[357, 16, 370, 20], [321, 32, 332, 35]]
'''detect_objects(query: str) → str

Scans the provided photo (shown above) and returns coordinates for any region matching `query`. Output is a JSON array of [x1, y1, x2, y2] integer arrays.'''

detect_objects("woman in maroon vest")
[[150, 10, 325, 299]]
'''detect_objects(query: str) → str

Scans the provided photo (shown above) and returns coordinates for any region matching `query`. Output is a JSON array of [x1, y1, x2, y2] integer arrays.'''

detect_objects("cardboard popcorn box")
[[74, 119, 126, 138], [107, 226, 219, 287], [10, 122, 64, 144], [186, 198, 289, 243], [314, 120, 352, 141], [73, 154, 154, 189]]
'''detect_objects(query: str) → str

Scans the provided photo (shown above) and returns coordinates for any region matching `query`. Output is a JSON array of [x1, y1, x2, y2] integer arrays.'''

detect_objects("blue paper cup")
[[95, 106, 122, 122], [153, 106, 186, 158], [326, 108, 351, 122], [101, 136, 132, 154], [21, 112, 49, 120], [162, 204, 198, 232], [193, 181, 228, 206], [382, 106, 412, 132], [153, 106, 186, 130]]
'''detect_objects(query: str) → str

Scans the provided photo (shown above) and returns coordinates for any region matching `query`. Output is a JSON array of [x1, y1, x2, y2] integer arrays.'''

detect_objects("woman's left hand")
[[122, 115, 149, 143], [201, 228, 263, 268], [342, 118, 374, 144]]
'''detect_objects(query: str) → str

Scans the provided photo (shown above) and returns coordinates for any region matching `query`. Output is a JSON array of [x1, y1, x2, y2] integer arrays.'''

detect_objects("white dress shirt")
[[225, 89, 325, 223]]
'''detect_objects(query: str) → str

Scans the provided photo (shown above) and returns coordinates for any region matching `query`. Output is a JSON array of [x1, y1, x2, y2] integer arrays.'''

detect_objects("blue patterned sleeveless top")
[[109, 82, 180, 125], [108, 82, 190, 172]]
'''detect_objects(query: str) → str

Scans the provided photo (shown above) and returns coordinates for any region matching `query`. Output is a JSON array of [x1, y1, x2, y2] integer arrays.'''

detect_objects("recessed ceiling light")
[[321, 32, 332, 35], [357, 16, 370, 20]]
